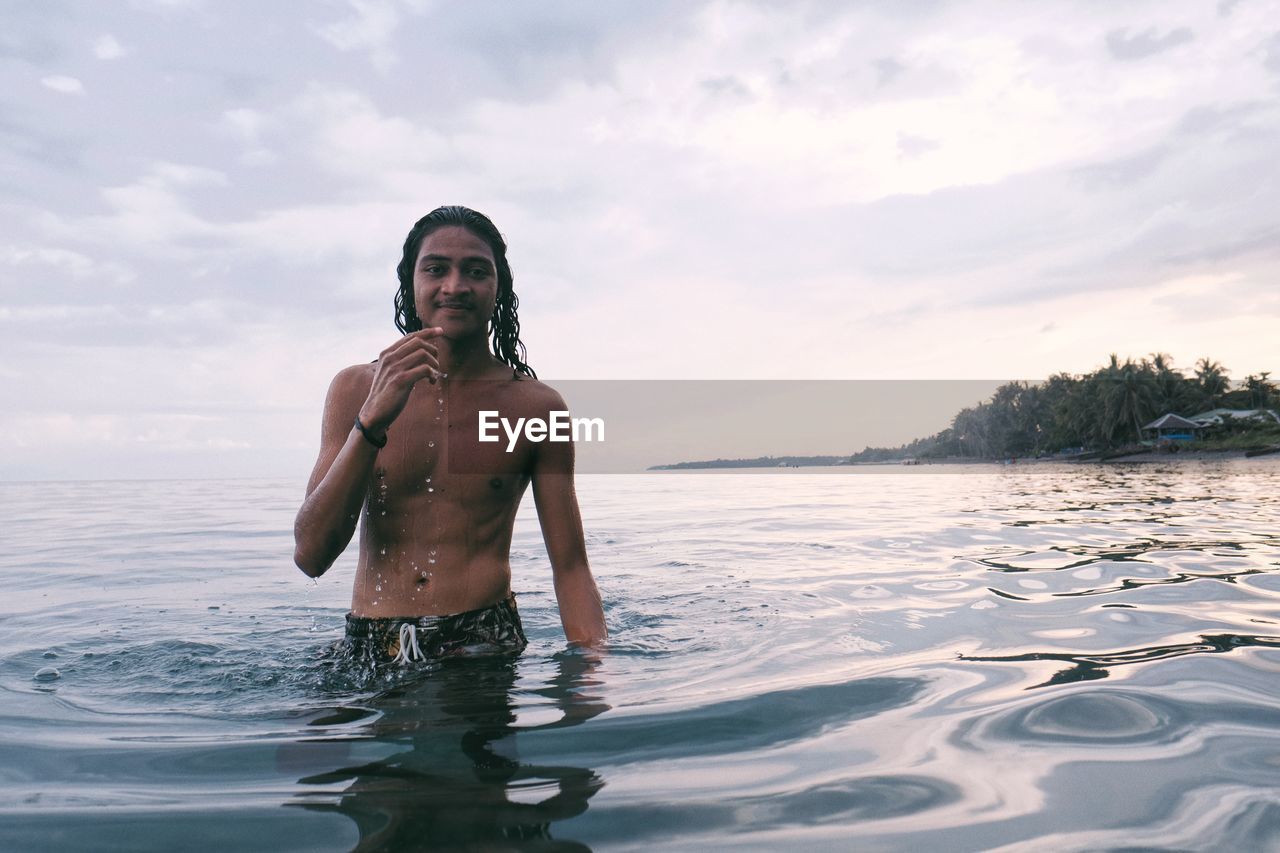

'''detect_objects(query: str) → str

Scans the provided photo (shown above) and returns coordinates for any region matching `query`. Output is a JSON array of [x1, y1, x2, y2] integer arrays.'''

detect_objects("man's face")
[[413, 226, 499, 340]]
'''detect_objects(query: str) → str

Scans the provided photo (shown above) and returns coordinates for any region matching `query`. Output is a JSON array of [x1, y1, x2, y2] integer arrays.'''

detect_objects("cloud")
[[701, 75, 752, 100], [875, 57, 906, 86], [312, 0, 425, 72], [129, 0, 203, 10], [1071, 145, 1169, 188], [288, 86, 450, 184], [41, 75, 84, 95], [220, 107, 276, 165], [1263, 32, 1280, 75], [93, 34, 126, 60], [0, 245, 135, 285], [1105, 27, 1195, 61], [0, 27, 59, 64], [897, 132, 940, 159], [38, 161, 229, 254]]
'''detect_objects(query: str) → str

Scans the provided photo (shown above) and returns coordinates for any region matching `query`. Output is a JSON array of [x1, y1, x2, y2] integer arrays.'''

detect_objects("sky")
[[2, 0, 1279, 479]]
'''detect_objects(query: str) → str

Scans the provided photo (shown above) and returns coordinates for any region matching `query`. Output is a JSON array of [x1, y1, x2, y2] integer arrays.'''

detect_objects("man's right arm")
[[293, 366, 379, 577], [293, 328, 445, 577]]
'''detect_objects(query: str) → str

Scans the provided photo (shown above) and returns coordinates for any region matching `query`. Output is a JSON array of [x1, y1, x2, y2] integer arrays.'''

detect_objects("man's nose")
[[440, 269, 469, 293]]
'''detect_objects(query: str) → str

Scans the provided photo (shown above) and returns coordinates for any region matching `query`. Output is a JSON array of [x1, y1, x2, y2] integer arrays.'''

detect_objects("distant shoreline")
[[915, 448, 1277, 464], [650, 448, 1278, 469]]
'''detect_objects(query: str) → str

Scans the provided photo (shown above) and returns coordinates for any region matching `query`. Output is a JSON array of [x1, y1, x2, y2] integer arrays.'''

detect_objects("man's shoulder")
[[504, 375, 567, 413], [328, 363, 376, 402]]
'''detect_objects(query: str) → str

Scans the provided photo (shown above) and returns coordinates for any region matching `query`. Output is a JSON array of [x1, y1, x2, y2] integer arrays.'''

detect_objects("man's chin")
[[428, 318, 483, 339]]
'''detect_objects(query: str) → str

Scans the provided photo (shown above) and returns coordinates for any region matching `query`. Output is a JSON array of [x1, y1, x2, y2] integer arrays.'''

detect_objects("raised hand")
[[357, 328, 446, 438]]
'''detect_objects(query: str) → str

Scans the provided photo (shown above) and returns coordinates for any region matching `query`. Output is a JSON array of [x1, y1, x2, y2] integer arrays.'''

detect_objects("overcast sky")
[[3, 1, 1279, 479]]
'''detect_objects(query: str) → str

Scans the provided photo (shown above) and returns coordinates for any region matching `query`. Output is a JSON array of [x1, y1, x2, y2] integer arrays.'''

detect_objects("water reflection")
[[1053, 567, 1266, 598], [966, 535, 1277, 573], [962, 633, 1280, 688], [285, 651, 609, 851]]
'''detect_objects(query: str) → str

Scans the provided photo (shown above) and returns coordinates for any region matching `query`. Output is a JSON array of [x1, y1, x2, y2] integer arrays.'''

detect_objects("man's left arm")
[[531, 409, 607, 646]]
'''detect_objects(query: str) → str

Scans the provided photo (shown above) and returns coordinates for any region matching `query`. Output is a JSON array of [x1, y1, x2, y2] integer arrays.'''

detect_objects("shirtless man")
[[293, 206, 606, 662]]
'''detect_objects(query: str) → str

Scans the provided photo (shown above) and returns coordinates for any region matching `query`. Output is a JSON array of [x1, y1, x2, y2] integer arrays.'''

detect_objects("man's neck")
[[437, 333, 498, 379]]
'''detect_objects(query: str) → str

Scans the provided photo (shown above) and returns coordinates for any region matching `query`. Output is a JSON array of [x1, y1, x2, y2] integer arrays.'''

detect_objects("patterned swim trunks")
[[344, 594, 528, 665]]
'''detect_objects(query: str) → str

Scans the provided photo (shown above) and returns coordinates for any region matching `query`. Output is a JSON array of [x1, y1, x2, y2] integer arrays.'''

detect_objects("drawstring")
[[392, 622, 424, 664]]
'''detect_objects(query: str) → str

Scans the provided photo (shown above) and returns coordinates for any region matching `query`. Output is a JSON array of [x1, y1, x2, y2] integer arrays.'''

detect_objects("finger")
[[381, 340, 439, 372], [398, 333, 441, 355], [396, 346, 440, 371], [379, 328, 442, 359], [382, 356, 440, 390], [371, 356, 437, 396], [403, 364, 441, 384], [401, 365, 442, 387]]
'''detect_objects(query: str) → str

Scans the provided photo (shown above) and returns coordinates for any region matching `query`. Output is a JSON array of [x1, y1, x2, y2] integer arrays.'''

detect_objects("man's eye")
[[423, 265, 446, 275], [467, 268, 491, 279]]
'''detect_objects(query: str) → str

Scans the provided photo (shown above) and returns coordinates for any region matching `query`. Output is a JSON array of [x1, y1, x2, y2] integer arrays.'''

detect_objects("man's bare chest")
[[376, 383, 535, 493]]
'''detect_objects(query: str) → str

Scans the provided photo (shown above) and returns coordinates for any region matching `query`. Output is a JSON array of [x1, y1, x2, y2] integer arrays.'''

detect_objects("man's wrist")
[[353, 415, 388, 448]]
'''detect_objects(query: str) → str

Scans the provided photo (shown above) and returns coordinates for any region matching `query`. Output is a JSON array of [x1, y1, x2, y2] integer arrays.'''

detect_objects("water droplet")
[[42, 651, 57, 659], [380, 510, 387, 516], [34, 667, 60, 682], [428, 557, 436, 565], [375, 585, 382, 592], [427, 487, 434, 493], [379, 547, 387, 556], [437, 397, 443, 404], [428, 440, 435, 448]]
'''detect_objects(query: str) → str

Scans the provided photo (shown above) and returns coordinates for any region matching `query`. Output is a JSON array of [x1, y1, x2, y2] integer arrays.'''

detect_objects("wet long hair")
[[394, 205, 535, 378]]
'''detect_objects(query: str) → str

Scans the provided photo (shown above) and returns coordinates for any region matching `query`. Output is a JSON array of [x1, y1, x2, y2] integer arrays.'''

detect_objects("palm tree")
[[1244, 372, 1276, 409], [1148, 353, 1187, 414], [1101, 356, 1155, 445], [1067, 372, 1107, 448], [1194, 358, 1230, 411]]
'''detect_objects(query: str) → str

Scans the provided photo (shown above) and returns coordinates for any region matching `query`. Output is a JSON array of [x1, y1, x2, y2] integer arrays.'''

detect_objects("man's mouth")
[[436, 302, 471, 311]]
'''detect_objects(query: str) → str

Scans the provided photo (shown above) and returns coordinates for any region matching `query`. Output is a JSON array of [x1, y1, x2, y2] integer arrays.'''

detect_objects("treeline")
[[851, 355, 1277, 461]]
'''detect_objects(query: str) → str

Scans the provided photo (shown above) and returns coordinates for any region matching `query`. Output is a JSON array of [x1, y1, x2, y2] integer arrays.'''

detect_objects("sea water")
[[2, 461, 1279, 851]]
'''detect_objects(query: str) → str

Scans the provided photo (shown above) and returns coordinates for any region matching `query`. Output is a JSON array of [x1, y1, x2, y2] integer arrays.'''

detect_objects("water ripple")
[[961, 633, 1280, 688]]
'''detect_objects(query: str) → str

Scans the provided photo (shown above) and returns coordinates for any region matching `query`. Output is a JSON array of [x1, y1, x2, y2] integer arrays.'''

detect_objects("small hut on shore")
[[1142, 413, 1202, 444], [1191, 408, 1280, 427]]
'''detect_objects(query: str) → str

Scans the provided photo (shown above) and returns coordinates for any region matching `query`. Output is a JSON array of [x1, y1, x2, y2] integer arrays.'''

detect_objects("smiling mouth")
[[436, 303, 472, 311]]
